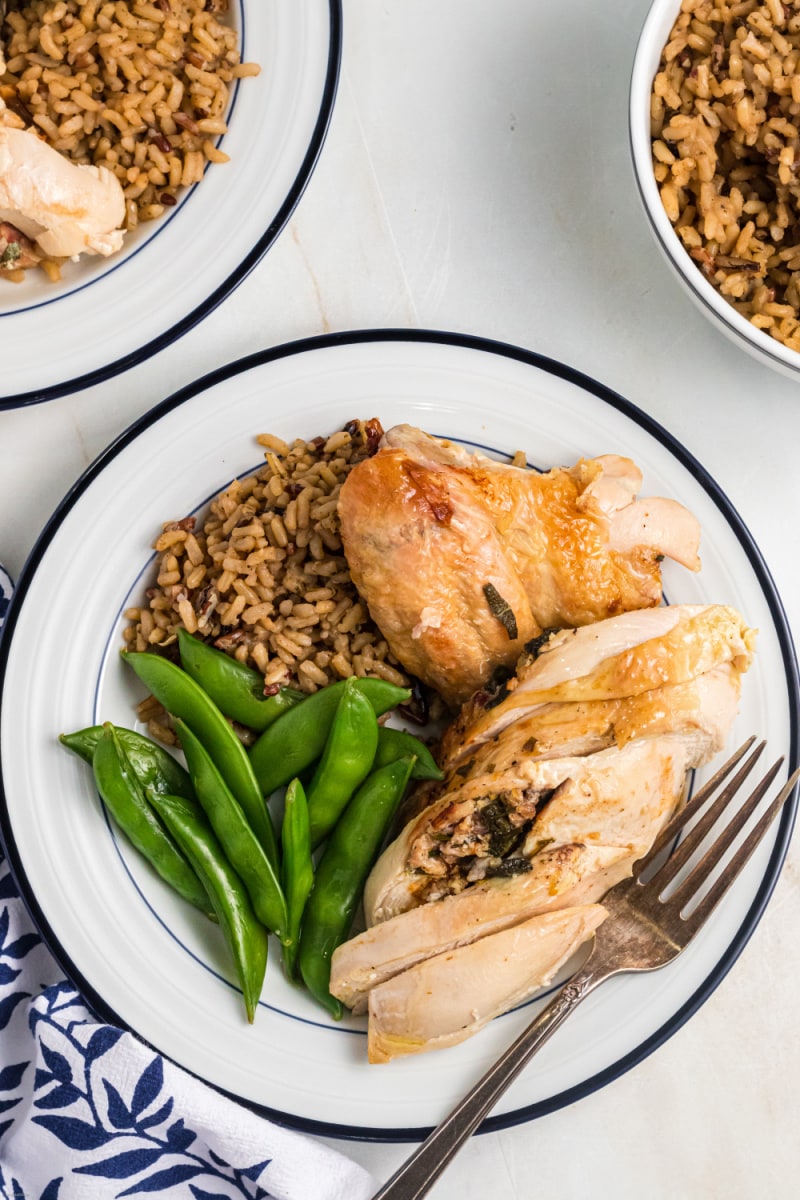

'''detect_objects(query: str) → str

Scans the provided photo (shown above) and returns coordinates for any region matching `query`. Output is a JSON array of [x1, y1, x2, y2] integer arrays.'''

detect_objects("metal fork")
[[372, 737, 800, 1200]]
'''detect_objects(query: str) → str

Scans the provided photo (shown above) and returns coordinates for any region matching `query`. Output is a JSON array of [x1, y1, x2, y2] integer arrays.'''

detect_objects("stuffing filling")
[[406, 784, 559, 903]]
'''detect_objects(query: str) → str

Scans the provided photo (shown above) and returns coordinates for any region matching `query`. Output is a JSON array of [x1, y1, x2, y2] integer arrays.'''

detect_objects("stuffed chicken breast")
[[328, 602, 754, 1057], [363, 733, 697, 926], [331, 841, 624, 1014], [439, 603, 755, 766]]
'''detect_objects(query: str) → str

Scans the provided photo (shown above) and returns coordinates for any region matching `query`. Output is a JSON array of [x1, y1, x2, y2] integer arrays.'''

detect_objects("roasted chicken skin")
[[337, 425, 702, 707]]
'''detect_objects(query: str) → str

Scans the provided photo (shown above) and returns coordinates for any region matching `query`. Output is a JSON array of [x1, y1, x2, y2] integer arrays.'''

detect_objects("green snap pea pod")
[[60, 724, 196, 801], [373, 725, 444, 781], [148, 791, 268, 1023], [175, 718, 289, 942], [248, 677, 411, 797], [121, 650, 279, 869], [298, 755, 416, 1018], [306, 676, 379, 848], [280, 778, 314, 980], [91, 724, 212, 915], [176, 627, 305, 732]]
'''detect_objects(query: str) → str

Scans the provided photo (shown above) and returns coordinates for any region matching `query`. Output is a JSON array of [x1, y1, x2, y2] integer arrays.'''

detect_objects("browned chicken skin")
[[338, 425, 702, 707]]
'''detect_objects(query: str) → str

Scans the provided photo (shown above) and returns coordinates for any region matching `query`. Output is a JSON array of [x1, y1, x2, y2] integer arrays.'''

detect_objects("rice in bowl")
[[651, 0, 800, 352]]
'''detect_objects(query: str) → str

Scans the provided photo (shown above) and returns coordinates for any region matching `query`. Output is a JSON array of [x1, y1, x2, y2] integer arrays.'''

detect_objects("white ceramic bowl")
[[629, 0, 800, 380]]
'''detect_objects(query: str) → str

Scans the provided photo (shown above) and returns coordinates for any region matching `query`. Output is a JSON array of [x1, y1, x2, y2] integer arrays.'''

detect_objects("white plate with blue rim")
[[0, 0, 341, 409], [0, 329, 797, 1140]]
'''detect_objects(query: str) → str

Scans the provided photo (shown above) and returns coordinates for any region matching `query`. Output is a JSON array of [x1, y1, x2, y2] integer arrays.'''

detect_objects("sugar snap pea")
[[373, 725, 444, 781], [176, 627, 305, 732], [298, 755, 416, 1018], [175, 718, 289, 942], [248, 677, 411, 797], [121, 650, 279, 868], [148, 791, 268, 1023], [280, 778, 314, 980], [305, 676, 379, 847], [60, 724, 196, 801], [91, 724, 212, 915]]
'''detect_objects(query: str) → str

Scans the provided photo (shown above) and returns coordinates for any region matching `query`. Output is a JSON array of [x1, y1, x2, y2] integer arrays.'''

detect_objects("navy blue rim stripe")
[[0, 327, 797, 1144], [0, 1, 343, 411]]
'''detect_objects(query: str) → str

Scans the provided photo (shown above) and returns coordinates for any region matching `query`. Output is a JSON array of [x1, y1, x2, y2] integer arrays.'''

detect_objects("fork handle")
[[371, 964, 602, 1200]]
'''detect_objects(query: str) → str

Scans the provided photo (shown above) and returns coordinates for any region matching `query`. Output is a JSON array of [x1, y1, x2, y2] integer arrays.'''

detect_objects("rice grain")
[[123, 419, 413, 734]]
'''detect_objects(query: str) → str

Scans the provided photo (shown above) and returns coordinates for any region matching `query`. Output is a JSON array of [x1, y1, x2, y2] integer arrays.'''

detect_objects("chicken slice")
[[331, 841, 626, 1014], [365, 734, 694, 924], [338, 425, 702, 707], [401, 663, 742, 828], [0, 121, 125, 261], [440, 603, 755, 765], [366, 904, 607, 1063]]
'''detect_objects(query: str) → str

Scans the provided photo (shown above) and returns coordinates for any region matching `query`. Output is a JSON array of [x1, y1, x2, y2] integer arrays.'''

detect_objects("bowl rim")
[[628, 0, 800, 376]]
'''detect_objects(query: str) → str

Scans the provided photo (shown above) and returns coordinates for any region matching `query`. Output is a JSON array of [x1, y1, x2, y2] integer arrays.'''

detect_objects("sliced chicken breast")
[[367, 904, 607, 1063], [331, 841, 627, 1014], [436, 663, 742, 788], [365, 734, 694, 924], [440, 603, 755, 765]]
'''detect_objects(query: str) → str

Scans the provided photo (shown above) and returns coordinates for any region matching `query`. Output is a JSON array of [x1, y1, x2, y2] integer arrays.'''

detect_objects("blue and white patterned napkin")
[[0, 565, 377, 1200]]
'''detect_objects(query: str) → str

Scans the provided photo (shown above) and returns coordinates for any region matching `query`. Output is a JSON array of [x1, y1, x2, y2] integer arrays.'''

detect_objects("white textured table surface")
[[2, 2, 800, 1196]]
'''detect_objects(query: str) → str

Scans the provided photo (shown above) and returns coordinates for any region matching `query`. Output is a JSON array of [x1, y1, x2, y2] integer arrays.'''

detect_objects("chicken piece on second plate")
[[0, 111, 126, 267], [337, 424, 702, 707]]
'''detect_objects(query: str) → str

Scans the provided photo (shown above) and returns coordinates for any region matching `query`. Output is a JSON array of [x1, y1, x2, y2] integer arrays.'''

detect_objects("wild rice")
[[651, 0, 800, 350], [123, 419, 415, 743], [0, 0, 258, 279]]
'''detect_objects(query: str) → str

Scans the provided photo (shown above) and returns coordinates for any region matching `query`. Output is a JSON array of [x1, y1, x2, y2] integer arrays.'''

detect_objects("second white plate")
[[0, 0, 341, 408]]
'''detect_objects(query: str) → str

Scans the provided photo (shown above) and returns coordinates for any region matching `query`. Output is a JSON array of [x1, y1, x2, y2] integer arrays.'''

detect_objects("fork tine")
[[678, 765, 800, 940], [633, 737, 763, 883], [665, 756, 784, 908]]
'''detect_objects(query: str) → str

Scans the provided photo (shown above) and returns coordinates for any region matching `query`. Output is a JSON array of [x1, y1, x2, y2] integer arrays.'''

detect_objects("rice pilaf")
[[123, 419, 415, 746], [651, 0, 800, 350]]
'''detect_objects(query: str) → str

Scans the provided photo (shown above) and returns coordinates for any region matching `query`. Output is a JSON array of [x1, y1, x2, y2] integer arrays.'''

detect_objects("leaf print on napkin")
[[0, 843, 376, 1200], [0, 1170, 64, 1200], [30, 1023, 271, 1197]]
